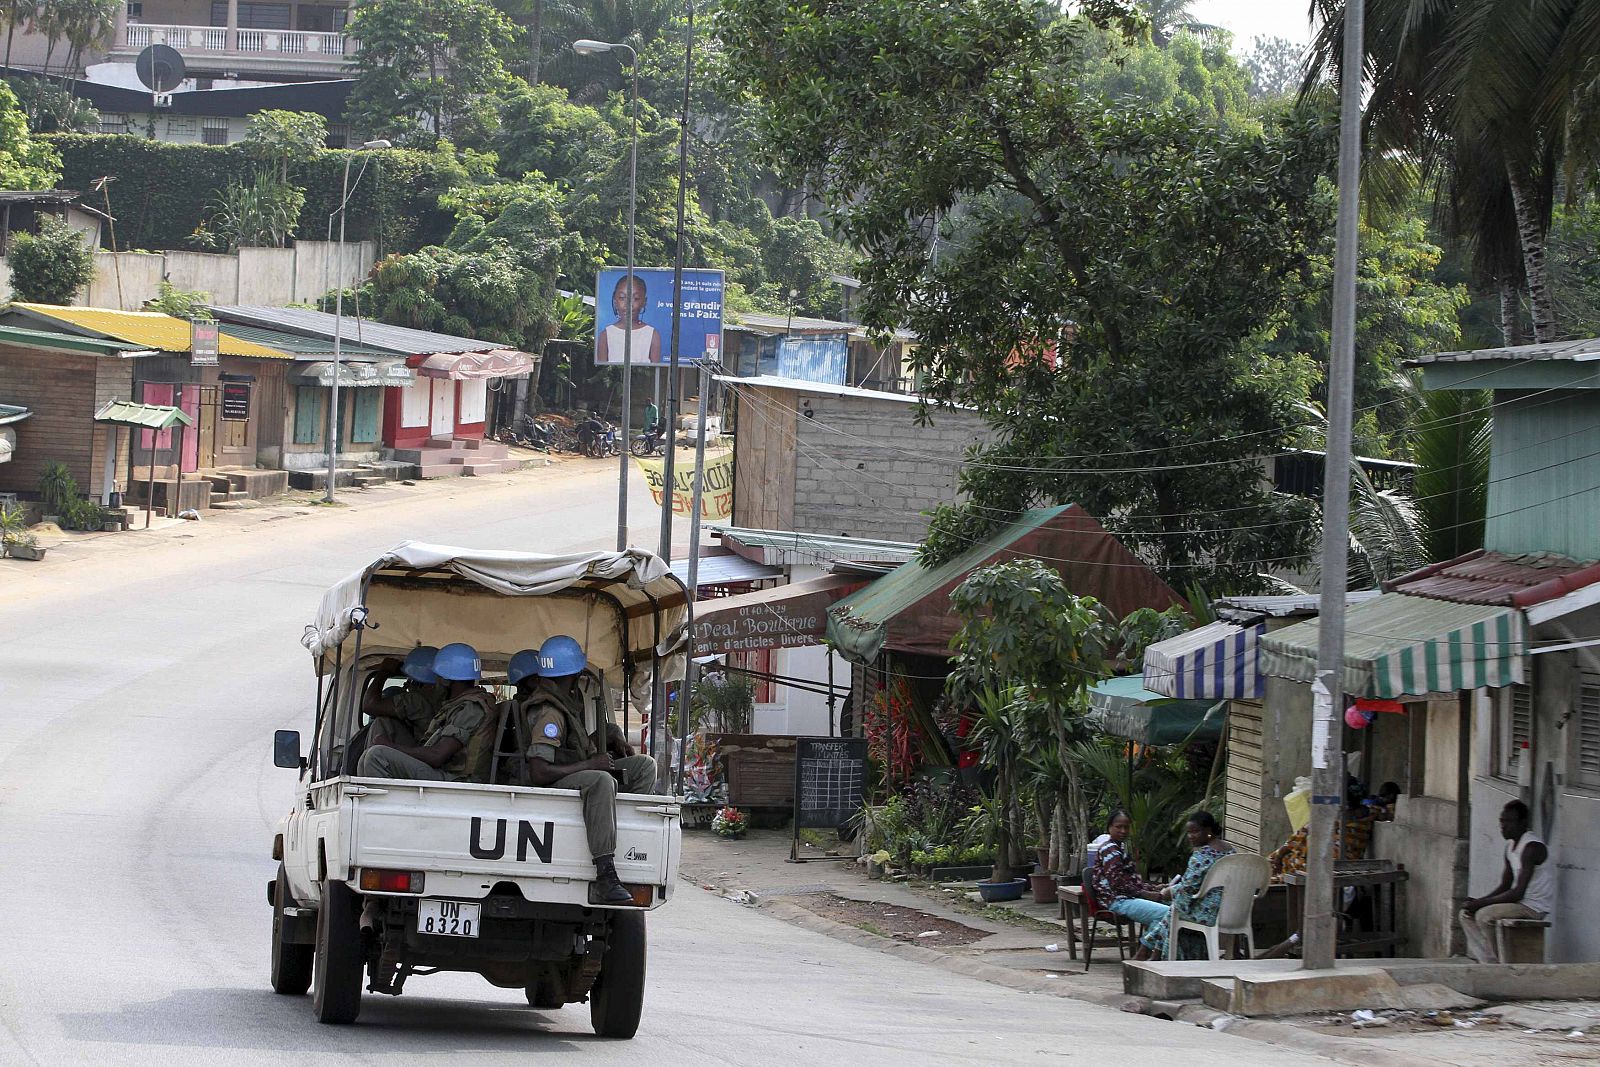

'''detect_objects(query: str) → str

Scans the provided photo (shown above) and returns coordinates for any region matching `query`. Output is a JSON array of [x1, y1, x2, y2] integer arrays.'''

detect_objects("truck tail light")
[[621, 884, 653, 908], [359, 868, 425, 893]]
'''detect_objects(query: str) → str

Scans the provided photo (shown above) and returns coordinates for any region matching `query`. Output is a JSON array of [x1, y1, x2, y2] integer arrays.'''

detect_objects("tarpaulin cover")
[[304, 541, 690, 680], [1086, 674, 1225, 745], [826, 505, 1182, 665], [416, 350, 538, 380]]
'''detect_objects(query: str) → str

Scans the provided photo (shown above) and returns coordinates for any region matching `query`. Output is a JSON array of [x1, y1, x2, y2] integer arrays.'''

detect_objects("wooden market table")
[[1281, 860, 1409, 957]]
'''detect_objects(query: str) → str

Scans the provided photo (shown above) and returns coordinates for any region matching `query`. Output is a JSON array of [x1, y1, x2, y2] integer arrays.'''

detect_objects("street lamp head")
[[573, 39, 613, 55], [360, 139, 392, 150]]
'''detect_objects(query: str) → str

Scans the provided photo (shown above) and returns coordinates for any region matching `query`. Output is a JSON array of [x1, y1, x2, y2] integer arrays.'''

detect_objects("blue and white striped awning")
[[1143, 620, 1266, 700]]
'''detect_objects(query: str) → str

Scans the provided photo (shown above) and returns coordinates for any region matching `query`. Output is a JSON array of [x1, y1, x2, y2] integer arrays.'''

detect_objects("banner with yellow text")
[[634, 451, 734, 521]]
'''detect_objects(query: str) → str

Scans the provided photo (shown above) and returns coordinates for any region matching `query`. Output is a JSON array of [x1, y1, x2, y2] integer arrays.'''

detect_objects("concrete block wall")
[[791, 393, 993, 543], [5, 241, 376, 311]]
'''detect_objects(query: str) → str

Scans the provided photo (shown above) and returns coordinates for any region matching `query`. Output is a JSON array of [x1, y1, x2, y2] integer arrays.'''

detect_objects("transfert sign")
[[594, 267, 723, 366], [191, 320, 220, 367]]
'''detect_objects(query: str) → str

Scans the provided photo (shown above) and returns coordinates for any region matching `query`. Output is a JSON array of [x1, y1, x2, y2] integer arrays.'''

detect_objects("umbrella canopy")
[[1086, 675, 1224, 745]]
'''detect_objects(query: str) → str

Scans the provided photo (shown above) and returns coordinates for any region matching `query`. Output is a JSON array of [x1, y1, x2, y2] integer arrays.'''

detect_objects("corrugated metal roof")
[[1213, 590, 1384, 620], [716, 526, 919, 566], [208, 305, 502, 356], [0, 403, 31, 425], [8, 305, 290, 359], [717, 373, 924, 405], [726, 309, 916, 342], [92, 399, 193, 429], [1412, 338, 1600, 364], [216, 322, 394, 359], [669, 552, 782, 588], [0, 322, 150, 356], [1388, 549, 1600, 608]]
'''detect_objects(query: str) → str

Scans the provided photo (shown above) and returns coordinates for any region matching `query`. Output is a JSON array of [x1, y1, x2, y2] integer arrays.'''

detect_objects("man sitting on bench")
[[1460, 799, 1554, 963], [517, 635, 659, 904]]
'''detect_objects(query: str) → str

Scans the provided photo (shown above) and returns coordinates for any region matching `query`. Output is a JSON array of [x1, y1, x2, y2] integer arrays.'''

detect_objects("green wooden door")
[[293, 386, 324, 444], [351, 388, 380, 444]]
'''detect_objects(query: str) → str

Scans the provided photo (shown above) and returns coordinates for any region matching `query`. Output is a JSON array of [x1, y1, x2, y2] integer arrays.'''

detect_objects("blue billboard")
[[594, 266, 724, 366]]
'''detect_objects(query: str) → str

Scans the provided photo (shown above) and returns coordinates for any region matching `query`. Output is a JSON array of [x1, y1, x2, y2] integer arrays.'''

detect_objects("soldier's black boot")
[[591, 854, 633, 904]]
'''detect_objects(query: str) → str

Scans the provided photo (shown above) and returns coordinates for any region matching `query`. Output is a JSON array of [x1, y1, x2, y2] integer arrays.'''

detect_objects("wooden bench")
[[1493, 917, 1551, 964]]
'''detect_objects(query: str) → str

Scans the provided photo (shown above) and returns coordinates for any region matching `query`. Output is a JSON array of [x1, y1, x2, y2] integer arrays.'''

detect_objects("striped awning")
[[1143, 620, 1266, 700], [1259, 592, 1526, 699]]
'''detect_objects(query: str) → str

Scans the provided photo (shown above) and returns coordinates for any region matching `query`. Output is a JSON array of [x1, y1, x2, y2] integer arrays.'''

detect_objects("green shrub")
[[61, 497, 105, 532], [37, 461, 79, 515], [9, 215, 95, 304], [45, 134, 462, 254]]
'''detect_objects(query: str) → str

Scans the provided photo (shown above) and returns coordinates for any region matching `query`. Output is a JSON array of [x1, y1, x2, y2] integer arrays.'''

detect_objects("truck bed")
[[297, 776, 680, 910]]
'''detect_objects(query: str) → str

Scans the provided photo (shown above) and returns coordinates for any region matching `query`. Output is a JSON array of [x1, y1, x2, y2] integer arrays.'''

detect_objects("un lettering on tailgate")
[[468, 817, 555, 862]]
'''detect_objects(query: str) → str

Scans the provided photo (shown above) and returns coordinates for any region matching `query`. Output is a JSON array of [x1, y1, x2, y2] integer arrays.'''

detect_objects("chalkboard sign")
[[221, 381, 251, 421], [792, 736, 867, 838]]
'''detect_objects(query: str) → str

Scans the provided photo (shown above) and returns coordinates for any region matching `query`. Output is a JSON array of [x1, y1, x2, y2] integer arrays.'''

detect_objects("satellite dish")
[[135, 44, 186, 93]]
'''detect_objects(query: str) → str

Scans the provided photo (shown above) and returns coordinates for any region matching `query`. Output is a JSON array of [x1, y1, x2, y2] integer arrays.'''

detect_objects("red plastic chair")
[[1079, 878, 1139, 971]]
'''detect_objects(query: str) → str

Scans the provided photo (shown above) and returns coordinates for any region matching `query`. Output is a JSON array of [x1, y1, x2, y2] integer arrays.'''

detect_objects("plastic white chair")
[[1164, 854, 1272, 961]]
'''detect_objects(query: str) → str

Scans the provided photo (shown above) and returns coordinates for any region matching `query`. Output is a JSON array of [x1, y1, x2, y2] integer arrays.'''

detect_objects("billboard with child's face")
[[593, 267, 724, 366]]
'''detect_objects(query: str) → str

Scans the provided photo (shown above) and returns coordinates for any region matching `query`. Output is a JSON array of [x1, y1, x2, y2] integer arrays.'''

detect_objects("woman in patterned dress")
[[1089, 811, 1171, 961], [1139, 811, 1236, 961]]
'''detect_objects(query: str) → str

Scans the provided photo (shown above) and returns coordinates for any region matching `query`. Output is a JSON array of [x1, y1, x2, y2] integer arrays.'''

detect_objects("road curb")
[[738, 893, 1453, 1067]]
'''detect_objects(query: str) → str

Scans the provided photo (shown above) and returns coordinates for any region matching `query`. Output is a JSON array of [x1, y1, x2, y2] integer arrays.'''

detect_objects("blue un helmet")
[[401, 645, 440, 685], [507, 649, 542, 686], [537, 635, 587, 678], [433, 642, 482, 682]]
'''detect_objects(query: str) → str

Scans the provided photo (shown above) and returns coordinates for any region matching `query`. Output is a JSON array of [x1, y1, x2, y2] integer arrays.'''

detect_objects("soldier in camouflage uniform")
[[514, 637, 658, 904], [362, 645, 446, 747], [358, 643, 494, 782]]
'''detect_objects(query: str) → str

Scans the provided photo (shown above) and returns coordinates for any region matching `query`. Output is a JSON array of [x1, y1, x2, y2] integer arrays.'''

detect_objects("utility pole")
[[676, 358, 714, 795], [650, 0, 695, 786], [1305, 0, 1365, 972]]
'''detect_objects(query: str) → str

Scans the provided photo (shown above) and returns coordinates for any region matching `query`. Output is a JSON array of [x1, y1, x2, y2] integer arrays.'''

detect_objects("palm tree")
[[1307, 0, 1600, 345], [1139, 0, 1221, 48], [3, 0, 38, 74]]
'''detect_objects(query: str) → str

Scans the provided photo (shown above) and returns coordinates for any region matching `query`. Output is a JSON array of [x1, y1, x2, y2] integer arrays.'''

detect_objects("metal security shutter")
[[1510, 684, 1533, 774], [1577, 675, 1600, 789], [1225, 701, 1264, 854]]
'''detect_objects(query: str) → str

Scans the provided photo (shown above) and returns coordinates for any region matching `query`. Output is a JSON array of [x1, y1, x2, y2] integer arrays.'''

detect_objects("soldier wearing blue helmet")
[[516, 635, 660, 904], [361, 645, 445, 747], [357, 642, 496, 784]]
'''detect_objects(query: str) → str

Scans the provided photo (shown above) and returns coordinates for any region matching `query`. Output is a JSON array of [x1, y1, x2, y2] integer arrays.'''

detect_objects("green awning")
[[825, 505, 1180, 665], [92, 399, 194, 430], [1259, 592, 1526, 699], [1087, 675, 1225, 745]]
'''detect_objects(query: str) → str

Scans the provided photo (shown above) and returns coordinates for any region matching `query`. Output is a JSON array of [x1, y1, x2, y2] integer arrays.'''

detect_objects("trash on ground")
[[1044, 943, 1060, 952]]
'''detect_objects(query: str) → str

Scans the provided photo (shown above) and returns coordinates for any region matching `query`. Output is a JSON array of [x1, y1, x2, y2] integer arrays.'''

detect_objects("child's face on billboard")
[[613, 279, 646, 319]]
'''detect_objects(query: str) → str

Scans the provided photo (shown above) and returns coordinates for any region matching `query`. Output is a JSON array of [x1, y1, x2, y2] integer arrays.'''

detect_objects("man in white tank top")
[[1459, 799, 1555, 963]]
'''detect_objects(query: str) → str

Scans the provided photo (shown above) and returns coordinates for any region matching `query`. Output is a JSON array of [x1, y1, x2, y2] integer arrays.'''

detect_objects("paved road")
[[0, 466, 1329, 1065]]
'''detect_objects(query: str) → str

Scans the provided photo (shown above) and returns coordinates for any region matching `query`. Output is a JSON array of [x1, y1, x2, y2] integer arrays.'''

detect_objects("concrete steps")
[[387, 437, 513, 478]]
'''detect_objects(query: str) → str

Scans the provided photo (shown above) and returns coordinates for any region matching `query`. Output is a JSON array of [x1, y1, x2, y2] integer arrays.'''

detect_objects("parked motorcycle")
[[630, 427, 666, 457]]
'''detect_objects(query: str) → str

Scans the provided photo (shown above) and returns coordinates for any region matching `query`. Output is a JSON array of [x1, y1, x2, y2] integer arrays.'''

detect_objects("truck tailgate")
[[341, 777, 679, 907]]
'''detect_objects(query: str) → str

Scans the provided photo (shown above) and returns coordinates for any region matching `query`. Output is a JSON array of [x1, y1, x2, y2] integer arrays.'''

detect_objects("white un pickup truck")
[[268, 543, 688, 1038]]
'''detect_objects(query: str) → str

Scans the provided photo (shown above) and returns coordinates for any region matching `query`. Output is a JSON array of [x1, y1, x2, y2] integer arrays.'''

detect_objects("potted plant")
[[711, 806, 747, 839], [3, 530, 45, 561]]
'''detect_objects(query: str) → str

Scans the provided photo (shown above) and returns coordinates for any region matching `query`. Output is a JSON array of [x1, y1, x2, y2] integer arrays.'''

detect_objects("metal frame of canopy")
[[92, 399, 194, 529]]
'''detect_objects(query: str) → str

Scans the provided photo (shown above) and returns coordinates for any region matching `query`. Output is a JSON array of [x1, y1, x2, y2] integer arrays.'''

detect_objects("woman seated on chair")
[[1088, 811, 1171, 962], [1138, 811, 1236, 961]]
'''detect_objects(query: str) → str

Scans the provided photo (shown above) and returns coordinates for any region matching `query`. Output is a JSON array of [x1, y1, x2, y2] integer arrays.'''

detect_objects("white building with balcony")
[[10, 1, 359, 87]]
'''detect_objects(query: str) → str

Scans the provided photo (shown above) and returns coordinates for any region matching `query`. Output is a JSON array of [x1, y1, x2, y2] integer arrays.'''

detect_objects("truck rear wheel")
[[270, 864, 314, 996], [589, 912, 646, 1039], [312, 881, 364, 1024]]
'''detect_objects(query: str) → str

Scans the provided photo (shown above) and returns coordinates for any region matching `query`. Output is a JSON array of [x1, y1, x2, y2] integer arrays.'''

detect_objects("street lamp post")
[[574, 38, 640, 552], [325, 138, 391, 504]]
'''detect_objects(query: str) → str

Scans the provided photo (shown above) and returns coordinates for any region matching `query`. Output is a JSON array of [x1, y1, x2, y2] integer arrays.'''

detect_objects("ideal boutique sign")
[[693, 599, 828, 654], [633, 451, 733, 521]]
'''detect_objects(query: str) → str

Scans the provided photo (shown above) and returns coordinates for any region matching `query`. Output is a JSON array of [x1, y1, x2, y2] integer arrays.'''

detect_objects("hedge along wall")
[[46, 135, 460, 257]]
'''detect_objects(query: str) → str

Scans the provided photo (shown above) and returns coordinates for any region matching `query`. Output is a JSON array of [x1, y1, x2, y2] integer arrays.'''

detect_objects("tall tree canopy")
[[717, 0, 1334, 589]]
